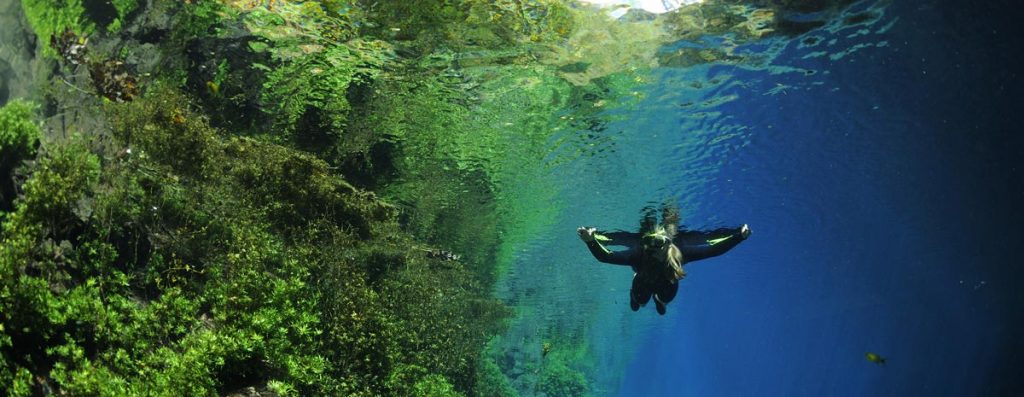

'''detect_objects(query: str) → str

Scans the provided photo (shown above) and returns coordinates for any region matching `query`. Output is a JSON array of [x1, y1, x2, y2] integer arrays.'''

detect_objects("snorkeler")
[[577, 205, 750, 315]]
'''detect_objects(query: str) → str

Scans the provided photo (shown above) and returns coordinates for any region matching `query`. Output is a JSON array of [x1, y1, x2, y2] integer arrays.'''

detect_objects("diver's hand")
[[740, 224, 752, 239], [577, 226, 597, 242]]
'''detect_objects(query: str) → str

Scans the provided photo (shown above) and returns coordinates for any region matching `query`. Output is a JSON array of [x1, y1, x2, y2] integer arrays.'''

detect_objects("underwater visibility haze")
[[0, 0, 1022, 396]]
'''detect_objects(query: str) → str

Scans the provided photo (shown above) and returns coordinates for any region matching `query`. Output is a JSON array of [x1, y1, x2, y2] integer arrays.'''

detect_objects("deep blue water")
[[611, 1, 1024, 396]]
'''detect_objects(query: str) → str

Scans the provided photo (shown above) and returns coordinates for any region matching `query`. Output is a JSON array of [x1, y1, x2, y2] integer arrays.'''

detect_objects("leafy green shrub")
[[313, 231, 510, 395], [412, 373, 465, 397], [105, 85, 219, 179], [538, 360, 589, 397], [0, 136, 101, 396], [222, 135, 395, 236], [0, 99, 41, 212], [474, 356, 517, 397], [0, 100, 40, 161], [4, 136, 100, 237], [0, 82, 513, 395], [21, 0, 92, 57], [106, 0, 140, 32]]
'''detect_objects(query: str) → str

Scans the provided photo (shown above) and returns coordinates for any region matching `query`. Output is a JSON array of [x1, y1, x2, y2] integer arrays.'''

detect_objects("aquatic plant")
[[538, 358, 590, 396], [20, 0, 92, 58], [0, 134, 101, 396], [0, 76, 510, 395], [21, 0, 141, 57], [0, 100, 41, 213], [105, 0, 140, 32], [411, 374, 465, 397], [474, 355, 517, 397]]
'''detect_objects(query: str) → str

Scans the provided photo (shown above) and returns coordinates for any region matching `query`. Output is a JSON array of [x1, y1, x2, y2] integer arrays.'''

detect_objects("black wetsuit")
[[584, 227, 748, 309]]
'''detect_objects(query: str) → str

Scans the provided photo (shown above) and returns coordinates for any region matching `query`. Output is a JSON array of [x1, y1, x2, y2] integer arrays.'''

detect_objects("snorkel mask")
[[642, 230, 672, 255]]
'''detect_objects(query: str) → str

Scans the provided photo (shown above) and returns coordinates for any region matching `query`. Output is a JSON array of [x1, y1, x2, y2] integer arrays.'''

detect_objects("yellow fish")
[[865, 352, 886, 365], [206, 81, 220, 96]]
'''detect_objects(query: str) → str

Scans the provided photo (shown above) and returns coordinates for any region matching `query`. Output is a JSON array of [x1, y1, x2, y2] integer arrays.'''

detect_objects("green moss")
[[0, 100, 40, 158], [170, 0, 232, 41], [5, 137, 100, 234], [0, 99, 41, 213], [534, 339, 592, 397], [538, 359, 589, 397], [105, 0, 140, 33], [110, 0, 138, 18], [106, 87, 219, 179], [386, 364, 465, 397], [0, 135, 101, 395], [412, 374, 465, 397], [21, 0, 93, 58], [0, 73, 512, 394], [474, 357, 517, 397], [7, 367, 33, 397]]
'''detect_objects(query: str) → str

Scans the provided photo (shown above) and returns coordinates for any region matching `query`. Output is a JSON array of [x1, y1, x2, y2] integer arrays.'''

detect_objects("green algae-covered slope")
[[0, 0, 872, 395]]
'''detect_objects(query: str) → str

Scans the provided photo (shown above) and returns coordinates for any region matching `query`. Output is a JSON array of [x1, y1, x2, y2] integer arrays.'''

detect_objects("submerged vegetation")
[[0, 100, 40, 214], [2, 0, 871, 395], [1, 81, 509, 394]]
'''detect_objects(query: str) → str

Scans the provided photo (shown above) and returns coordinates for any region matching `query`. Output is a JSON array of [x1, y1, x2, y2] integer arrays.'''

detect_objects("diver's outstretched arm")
[[578, 227, 632, 266], [596, 230, 640, 247], [675, 224, 750, 262]]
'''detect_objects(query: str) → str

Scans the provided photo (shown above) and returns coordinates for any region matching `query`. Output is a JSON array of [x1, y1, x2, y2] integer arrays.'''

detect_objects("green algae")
[[1, 82, 509, 394], [21, 0, 142, 57], [0, 100, 41, 213], [21, 0, 93, 58]]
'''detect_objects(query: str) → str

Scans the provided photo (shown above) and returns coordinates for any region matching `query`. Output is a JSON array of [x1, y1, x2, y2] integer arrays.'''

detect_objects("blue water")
[[607, 1, 1024, 396]]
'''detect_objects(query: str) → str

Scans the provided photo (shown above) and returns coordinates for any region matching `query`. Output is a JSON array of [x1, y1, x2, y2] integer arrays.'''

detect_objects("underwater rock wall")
[[0, 0, 48, 108]]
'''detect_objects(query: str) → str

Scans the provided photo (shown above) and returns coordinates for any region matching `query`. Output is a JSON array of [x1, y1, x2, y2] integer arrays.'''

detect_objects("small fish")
[[865, 352, 886, 365], [542, 342, 551, 358], [206, 81, 219, 96], [172, 112, 187, 125]]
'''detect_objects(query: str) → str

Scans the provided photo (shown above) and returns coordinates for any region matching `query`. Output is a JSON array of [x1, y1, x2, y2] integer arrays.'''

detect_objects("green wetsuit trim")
[[706, 235, 733, 246], [591, 234, 612, 254]]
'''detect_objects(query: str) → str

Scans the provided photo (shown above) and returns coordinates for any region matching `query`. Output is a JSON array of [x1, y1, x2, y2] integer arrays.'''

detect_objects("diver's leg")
[[654, 281, 679, 305], [653, 281, 678, 315], [677, 224, 751, 262], [630, 274, 651, 311]]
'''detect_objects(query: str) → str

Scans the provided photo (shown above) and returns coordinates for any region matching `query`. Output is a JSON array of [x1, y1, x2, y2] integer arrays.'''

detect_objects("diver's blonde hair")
[[666, 242, 684, 281], [645, 225, 685, 281]]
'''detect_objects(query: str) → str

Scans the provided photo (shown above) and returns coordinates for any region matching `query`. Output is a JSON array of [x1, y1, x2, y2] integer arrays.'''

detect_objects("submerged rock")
[[0, 0, 48, 107], [225, 386, 279, 397]]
